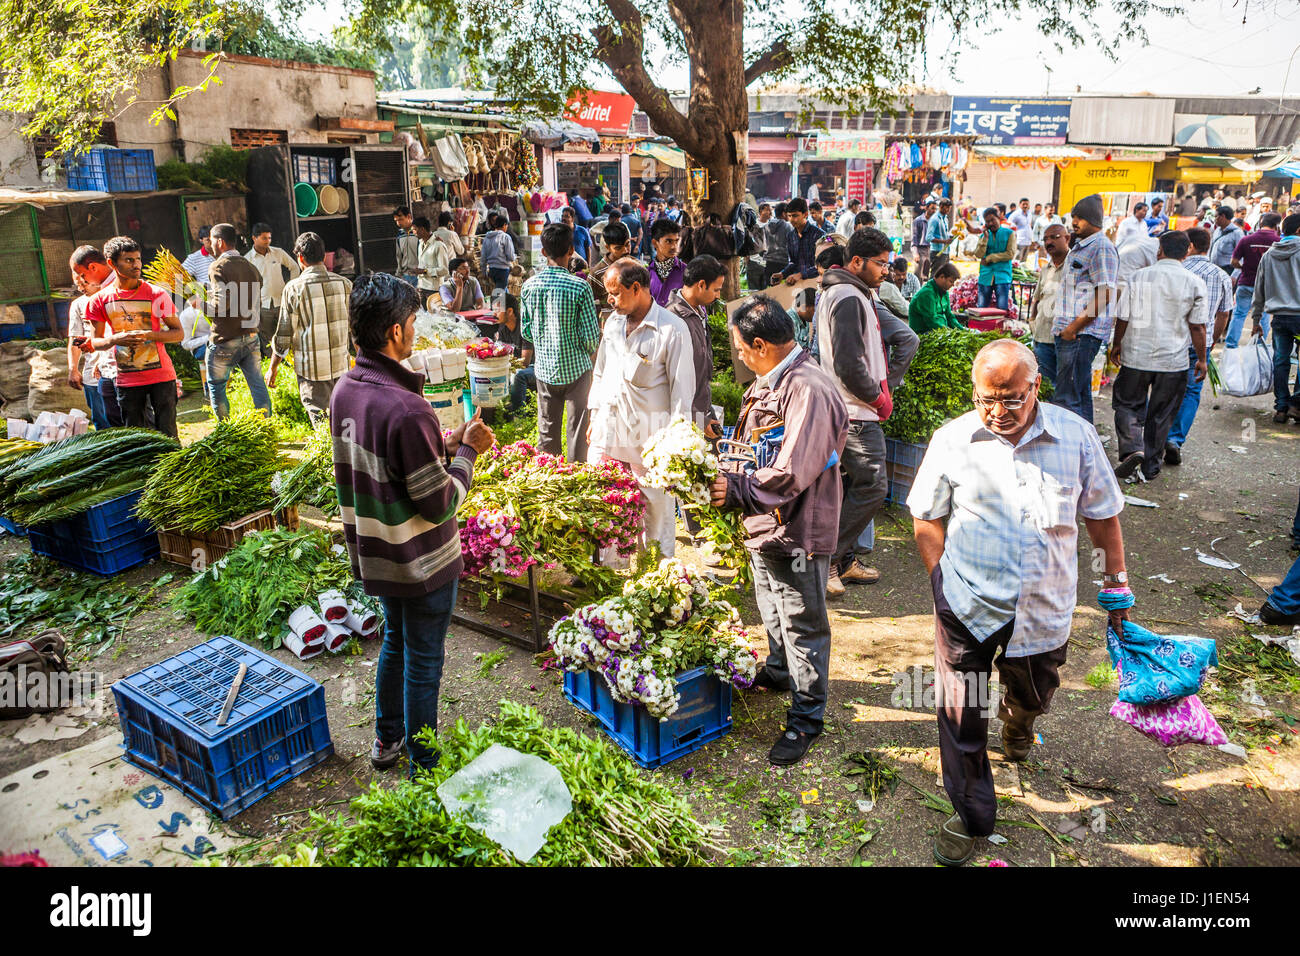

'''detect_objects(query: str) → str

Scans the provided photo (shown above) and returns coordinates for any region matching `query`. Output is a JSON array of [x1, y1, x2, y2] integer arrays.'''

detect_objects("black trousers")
[[537, 369, 591, 463], [931, 565, 1067, 836], [1112, 365, 1187, 479], [117, 379, 177, 438]]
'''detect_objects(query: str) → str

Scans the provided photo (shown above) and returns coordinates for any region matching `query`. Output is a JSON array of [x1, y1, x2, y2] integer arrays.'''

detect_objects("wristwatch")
[[1103, 571, 1128, 585]]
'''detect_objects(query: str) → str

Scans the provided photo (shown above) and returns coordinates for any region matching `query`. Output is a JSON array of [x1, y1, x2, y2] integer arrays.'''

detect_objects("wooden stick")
[[217, 663, 247, 727]]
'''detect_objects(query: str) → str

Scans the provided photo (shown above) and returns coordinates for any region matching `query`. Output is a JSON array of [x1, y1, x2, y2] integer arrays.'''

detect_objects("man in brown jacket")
[[711, 295, 848, 766], [204, 222, 271, 419], [666, 254, 726, 439]]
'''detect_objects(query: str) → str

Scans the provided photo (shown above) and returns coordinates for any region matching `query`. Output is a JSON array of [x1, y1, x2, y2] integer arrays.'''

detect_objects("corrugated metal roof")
[[1173, 97, 1300, 148], [975, 145, 1090, 159]]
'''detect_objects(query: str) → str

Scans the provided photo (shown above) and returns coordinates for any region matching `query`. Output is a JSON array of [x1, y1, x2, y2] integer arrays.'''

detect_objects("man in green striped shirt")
[[521, 223, 601, 461]]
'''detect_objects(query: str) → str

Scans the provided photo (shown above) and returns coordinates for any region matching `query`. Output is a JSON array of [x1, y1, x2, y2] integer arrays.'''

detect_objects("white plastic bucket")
[[428, 384, 465, 430], [467, 354, 511, 408]]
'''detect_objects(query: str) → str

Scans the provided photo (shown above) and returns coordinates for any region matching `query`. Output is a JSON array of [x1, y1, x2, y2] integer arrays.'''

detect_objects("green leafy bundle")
[[298, 701, 724, 866], [882, 329, 1051, 444], [137, 413, 284, 532], [0, 428, 178, 527], [171, 526, 357, 647], [271, 424, 338, 517], [217, 357, 314, 441]]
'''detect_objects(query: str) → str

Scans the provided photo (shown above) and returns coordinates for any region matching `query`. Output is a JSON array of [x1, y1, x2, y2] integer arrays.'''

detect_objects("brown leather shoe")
[[933, 813, 974, 866], [841, 560, 880, 584], [826, 570, 846, 597], [1001, 723, 1034, 761]]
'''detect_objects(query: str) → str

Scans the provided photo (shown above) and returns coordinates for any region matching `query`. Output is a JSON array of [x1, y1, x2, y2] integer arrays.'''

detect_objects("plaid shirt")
[[520, 266, 600, 386], [907, 403, 1124, 656], [273, 264, 353, 382], [1183, 254, 1233, 321], [1052, 230, 1119, 341]]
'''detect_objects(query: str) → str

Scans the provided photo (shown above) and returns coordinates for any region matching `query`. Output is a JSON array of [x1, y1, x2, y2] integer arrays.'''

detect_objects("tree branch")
[[744, 37, 790, 86], [590, 0, 698, 152]]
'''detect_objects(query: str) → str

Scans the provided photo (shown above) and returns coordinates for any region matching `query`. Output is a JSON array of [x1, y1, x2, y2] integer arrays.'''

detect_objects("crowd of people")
[[57, 178, 1300, 868]]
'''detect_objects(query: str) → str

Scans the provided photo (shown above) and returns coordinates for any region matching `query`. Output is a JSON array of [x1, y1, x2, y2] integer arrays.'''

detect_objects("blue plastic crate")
[[564, 665, 732, 769], [113, 636, 333, 819], [0, 514, 26, 536], [67, 148, 157, 192], [884, 437, 928, 505], [0, 322, 35, 342], [27, 489, 159, 575]]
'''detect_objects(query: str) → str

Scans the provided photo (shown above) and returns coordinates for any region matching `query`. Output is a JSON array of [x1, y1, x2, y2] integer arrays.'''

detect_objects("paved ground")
[[1, 372, 1297, 867]]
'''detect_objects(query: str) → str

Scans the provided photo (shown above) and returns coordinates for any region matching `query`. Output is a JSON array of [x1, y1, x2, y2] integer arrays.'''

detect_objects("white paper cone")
[[324, 621, 352, 653], [288, 605, 329, 644], [317, 589, 349, 622], [344, 599, 379, 637], [282, 631, 324, 660]]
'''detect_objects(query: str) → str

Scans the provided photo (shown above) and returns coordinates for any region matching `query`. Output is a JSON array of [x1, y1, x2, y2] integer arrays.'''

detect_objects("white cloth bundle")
[[283, 631, 324, 660], [317, 589, 349, 623], [288, 605, 329, 645], [324, 621, 351, 653], [344, 599, 379, 638]]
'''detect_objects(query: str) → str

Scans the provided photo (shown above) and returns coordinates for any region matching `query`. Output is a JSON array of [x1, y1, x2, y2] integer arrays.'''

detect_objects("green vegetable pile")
[[293, 701, 724, 866], [0, 552, 173, 655], [487, 390, 539, 448], [882, 329, 1051, 444], [272, 424, 338, 517], [137, 413, 285, 532], [172, 526, 361, 647], [0, 428, 178, 527], [217, 357, 314, 441]]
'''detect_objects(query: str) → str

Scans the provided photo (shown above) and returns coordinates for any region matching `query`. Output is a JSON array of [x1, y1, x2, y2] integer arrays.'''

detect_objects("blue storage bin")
[[27, 489, 159, 575], [0, 514, 27, 536], [113, 636, 334, 819], [0, 322, 36, 342], [884, 437, 928, 505], [564, 665, 732, 768], [67, 148, 157, 192]]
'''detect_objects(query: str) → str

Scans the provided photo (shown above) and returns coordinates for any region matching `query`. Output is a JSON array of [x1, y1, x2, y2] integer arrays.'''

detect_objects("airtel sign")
[[563, 90, 636, 136]]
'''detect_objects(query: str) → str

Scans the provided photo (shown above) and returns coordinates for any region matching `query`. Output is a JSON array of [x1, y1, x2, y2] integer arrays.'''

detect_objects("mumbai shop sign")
[[950, 97, 1071, 145], [564, 91, 637, 136]]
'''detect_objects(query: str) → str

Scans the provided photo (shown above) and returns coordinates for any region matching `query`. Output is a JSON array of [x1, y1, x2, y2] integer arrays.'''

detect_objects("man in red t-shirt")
[[85, 236, 185, 437]]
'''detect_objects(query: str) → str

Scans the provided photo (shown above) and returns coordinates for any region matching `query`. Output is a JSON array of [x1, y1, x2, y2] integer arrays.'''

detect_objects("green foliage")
[[217, 3, 372, 69], [272, 423, 338, 516], [172, 526, 359, 647], [331, 12, 466, 90], [0, 552, 173, 654], [1085, 662, 1116, 689], [710, 369, 744, 427], [137, 412, 284, 531], [156, 144, 249, 191], [301, 701, 723, 866], [487, 390, 538, 448], [706, 303, 732, 373], [217, 357, 314, 441], [881, 330, 1052, 444]]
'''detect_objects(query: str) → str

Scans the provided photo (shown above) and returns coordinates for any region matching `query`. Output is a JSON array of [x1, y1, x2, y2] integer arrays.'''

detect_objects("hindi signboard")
[[949, 97, 1071, 145]]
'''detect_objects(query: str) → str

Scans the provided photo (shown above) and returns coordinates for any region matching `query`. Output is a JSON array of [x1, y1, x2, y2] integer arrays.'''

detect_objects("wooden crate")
[[158, 506, 299, 569], [453, 566, 579, 653]]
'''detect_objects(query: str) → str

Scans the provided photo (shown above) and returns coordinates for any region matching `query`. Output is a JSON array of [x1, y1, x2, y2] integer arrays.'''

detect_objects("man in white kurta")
[[588, 258, 696, 557]]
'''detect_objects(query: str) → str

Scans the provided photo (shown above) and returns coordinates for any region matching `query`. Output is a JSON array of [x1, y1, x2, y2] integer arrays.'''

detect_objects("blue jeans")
[[976, 282, 1011, 311], [1269, 552, 1300, 615], [1292, 486, 1300, 545], [376, 579, 457, 772], [487, 267, 510, 292], [206, 333, 270, 419], [1226, 285, 1269, 348], [98, 377, 124, 427], [1034, 340, 1058, 387], [1272, 314, 1300, 412], [1051, 333, 1103, 424], [83, 383, 109, 430], [510, 365, 536, 412], [1166, 346, 1201, 447]]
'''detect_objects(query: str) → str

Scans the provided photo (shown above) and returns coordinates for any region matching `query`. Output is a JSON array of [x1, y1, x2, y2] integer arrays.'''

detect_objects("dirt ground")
[[1, 375, 1298, 867]]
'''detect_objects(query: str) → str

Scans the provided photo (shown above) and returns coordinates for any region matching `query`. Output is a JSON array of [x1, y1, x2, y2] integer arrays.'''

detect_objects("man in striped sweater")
[[330, 273, 495, 773]]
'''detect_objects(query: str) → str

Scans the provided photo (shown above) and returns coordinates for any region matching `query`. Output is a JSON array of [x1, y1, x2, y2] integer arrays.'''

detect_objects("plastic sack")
[[1110, 694, 1228, 747], [437, 744, 572, 862], [1218, 340, 1273, 397], [1105, 619, 1218, 706]]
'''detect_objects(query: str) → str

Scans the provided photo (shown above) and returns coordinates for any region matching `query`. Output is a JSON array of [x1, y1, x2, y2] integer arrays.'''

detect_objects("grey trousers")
[[298, 375, 338, 426], [751, 550, 832, 735], [833, 420, 888, 573], [1112, 365, 1187, 479], [537, 369, 591, 463]]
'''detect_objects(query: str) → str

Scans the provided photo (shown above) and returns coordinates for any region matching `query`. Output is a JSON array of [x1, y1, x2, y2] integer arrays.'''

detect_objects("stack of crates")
[[113, 636, 333, 819], [66, 148, 158, 192]]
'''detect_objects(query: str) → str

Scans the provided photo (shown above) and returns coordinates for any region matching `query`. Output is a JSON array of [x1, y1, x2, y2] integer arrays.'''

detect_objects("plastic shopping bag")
[[1218, 340, 1273, 397], [1109, 694, 1228, 747], [1105, 619, 1218, 706]]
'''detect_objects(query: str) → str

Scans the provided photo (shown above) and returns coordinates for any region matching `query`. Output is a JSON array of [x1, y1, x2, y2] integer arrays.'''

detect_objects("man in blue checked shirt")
[[908, 338, 1128, 865], [1051, 194, 1119, 425]]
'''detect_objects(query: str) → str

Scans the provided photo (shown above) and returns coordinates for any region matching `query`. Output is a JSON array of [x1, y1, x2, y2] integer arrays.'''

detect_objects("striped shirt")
[[906, 402, 1125, 656], [1052, 229, 1119, 341], [520, 265, 600, 385], [273, 264, 352, 382], [330, 349, 477, 597]]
